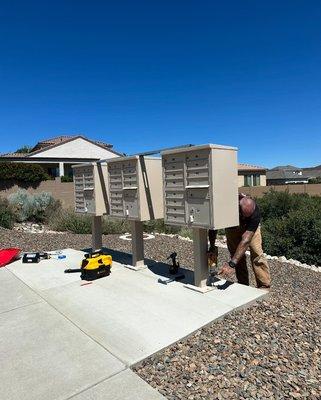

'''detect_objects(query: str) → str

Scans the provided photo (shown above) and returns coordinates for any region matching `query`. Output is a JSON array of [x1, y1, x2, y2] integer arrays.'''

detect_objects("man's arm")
[[218, 230, 254, 278], [230, 230, 254, 264]]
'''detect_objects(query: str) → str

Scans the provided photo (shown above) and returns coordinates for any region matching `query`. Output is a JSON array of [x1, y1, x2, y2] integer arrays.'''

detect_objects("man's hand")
[[218, 262, 235, 279]]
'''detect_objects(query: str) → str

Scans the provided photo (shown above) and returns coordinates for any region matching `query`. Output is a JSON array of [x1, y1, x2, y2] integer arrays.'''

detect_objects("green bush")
[[143, 219, 181, 234], [61, 175, 73, 182], [8, 190, 61, 222], [48, 209, 92, 233], [257, 190, 321, 265], [48, 210, 131, 234], [0, 197, 15, 229], [0, 162, 49, 183]]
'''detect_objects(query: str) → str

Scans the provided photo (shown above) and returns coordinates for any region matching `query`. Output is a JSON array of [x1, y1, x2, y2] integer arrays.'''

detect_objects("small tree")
[[15, 145, 33, 154]]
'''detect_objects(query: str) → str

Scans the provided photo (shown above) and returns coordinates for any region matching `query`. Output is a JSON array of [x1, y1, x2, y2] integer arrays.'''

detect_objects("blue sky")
[[0, 1, 320, 168]]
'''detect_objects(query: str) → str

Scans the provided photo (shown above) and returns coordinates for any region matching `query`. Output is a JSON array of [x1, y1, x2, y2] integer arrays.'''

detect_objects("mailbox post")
[[161, 144, 239, 290]]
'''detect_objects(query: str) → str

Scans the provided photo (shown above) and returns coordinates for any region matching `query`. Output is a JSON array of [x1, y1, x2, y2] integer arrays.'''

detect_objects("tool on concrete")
[[64, 250, 112, 281], [158, 274, 185, 285], [207, 245, 218, 286], [158, 252, 185, 284], [22, 252, 50, 263], [167, 252, 180, 275]]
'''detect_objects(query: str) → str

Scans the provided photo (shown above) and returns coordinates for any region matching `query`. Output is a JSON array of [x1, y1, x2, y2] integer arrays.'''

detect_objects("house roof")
[[238, 163, 266, 172], [267, 168, 310, 181], [1, 135, 124, 158]]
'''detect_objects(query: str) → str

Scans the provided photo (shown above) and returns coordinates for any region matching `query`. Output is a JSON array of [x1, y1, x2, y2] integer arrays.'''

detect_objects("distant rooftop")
[[238, 163, 266, 171]]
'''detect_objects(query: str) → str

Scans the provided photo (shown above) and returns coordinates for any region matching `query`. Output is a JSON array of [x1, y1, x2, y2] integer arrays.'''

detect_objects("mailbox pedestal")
[[92, 216, 102, 251], [131, 220, 145, 268], [193, 228, 209, 288]]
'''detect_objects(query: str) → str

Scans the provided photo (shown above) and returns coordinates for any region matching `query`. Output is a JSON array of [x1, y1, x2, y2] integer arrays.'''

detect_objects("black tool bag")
[[80, 265, 111, 281]]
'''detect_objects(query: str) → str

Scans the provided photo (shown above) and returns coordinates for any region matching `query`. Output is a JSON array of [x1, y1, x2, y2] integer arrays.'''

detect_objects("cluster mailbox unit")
[[72, 162, 109, 250], [72, 162, 108, 216], [106, 155, 163, 267], [162, 144, 239, 289], [107, 156, 163, 221], [72, 143, 239, 290]]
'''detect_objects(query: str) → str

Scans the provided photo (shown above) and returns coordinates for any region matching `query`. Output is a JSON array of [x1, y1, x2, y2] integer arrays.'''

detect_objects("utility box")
[[162, 144, 239, 230], [72, 163, 108, 216], [106, 156, 163, 221]]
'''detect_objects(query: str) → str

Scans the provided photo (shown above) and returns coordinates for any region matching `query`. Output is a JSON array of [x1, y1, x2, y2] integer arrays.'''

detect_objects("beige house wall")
[[0, 178, 75, 209], [238, 172, 266, 187], [240, 183, 321, 198]]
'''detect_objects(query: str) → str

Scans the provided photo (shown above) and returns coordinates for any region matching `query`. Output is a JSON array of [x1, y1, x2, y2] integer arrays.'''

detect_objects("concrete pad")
[[72, 369, 166, 400], [6, 248, 86, 291], [0, 268, 41, 314], [206, 281, 268, 309], [0, 302, 125, 400], [42, 264, 233, 365]]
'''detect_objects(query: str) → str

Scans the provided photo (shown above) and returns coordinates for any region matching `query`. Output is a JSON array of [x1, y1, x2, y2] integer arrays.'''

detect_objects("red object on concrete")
[[0, 248, 21, 267]]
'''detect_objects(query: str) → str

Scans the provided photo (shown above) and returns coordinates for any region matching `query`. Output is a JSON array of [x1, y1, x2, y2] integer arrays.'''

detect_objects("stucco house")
[[238, 163, 267, 187], [0, 135, 124, 177]]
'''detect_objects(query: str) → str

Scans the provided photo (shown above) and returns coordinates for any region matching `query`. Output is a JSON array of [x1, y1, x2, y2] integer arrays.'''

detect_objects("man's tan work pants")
[[225, 226, 271, 288]]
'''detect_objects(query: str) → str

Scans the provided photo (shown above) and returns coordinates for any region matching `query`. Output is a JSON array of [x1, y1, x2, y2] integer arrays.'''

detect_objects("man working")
[[209, 193, 271, 288]]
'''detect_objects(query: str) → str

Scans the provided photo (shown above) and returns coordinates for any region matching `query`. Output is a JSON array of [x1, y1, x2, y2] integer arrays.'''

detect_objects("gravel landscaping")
[[1, 228, 320, 399]]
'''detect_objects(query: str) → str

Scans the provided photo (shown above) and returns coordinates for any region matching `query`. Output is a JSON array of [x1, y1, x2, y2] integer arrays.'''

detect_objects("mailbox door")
[[186, 188, 210, 226], [83, 188, 95, 214], [74, 172, 85, 212], [124, 190, 139, 218]]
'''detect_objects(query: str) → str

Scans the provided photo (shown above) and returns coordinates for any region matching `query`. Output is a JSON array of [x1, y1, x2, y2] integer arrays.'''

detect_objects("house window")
[[244, 175, 252, 187], [254, 174, 261, 186], [244, 174, 261, 187]]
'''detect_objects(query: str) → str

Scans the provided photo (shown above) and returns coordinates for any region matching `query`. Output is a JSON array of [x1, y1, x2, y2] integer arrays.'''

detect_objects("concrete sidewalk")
[[1, 249, 268, 400]]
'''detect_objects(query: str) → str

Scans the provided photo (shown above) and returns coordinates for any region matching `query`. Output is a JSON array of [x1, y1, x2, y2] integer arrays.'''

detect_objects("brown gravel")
[[1, 228, 321, 399]]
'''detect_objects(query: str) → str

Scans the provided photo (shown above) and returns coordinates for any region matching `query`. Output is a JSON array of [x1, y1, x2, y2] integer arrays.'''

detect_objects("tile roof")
[[31, 135, 113, 152], [0, 152, 29, 157], [238, 163, 266, 171]]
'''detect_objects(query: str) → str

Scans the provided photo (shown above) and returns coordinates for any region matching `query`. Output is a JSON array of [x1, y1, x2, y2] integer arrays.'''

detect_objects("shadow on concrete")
[[81, 246, 234, 290], [81, 246, 195, 285]]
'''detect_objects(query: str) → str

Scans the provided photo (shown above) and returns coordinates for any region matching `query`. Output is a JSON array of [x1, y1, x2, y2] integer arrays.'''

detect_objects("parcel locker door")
[[186, 188, 210, 226], [123, 190, 139, 219], [83, 188, 95, 214]]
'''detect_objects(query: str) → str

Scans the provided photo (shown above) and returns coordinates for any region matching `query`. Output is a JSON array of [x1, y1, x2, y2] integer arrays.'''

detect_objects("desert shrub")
[[257, 190, 321, 265], [102, 217, 130, 234], [61, 175, 73, 182], [0, 162, 49, 183], [144, 219, 181, 234], [0, 197, 15, 229], [8, 190, 60, 222], [178, 227, 193, 239], [48, 211, 130, 234], [48, 209, 92, 233]]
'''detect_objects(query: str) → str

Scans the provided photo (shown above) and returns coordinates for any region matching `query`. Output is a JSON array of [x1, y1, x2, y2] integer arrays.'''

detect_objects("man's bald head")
[[240, 197, 256, 218]]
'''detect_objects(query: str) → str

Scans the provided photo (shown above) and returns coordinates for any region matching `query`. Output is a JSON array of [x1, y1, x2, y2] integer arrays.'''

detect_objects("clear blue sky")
[[0, 1, 320, 168]]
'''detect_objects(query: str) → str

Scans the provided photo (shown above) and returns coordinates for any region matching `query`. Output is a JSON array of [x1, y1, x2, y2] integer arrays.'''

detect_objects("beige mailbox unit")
[[107, 156, 163, 221], [106, 155, 163, 268], [72, 163, 108, 251], [73, 163, 108, 216], [162, 144, 239, 229], [162, 144, 239, 289]]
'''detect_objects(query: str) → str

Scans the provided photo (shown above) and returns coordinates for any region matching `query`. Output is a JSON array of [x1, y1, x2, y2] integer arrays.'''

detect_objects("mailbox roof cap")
[[161, 143, 238, 155]]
